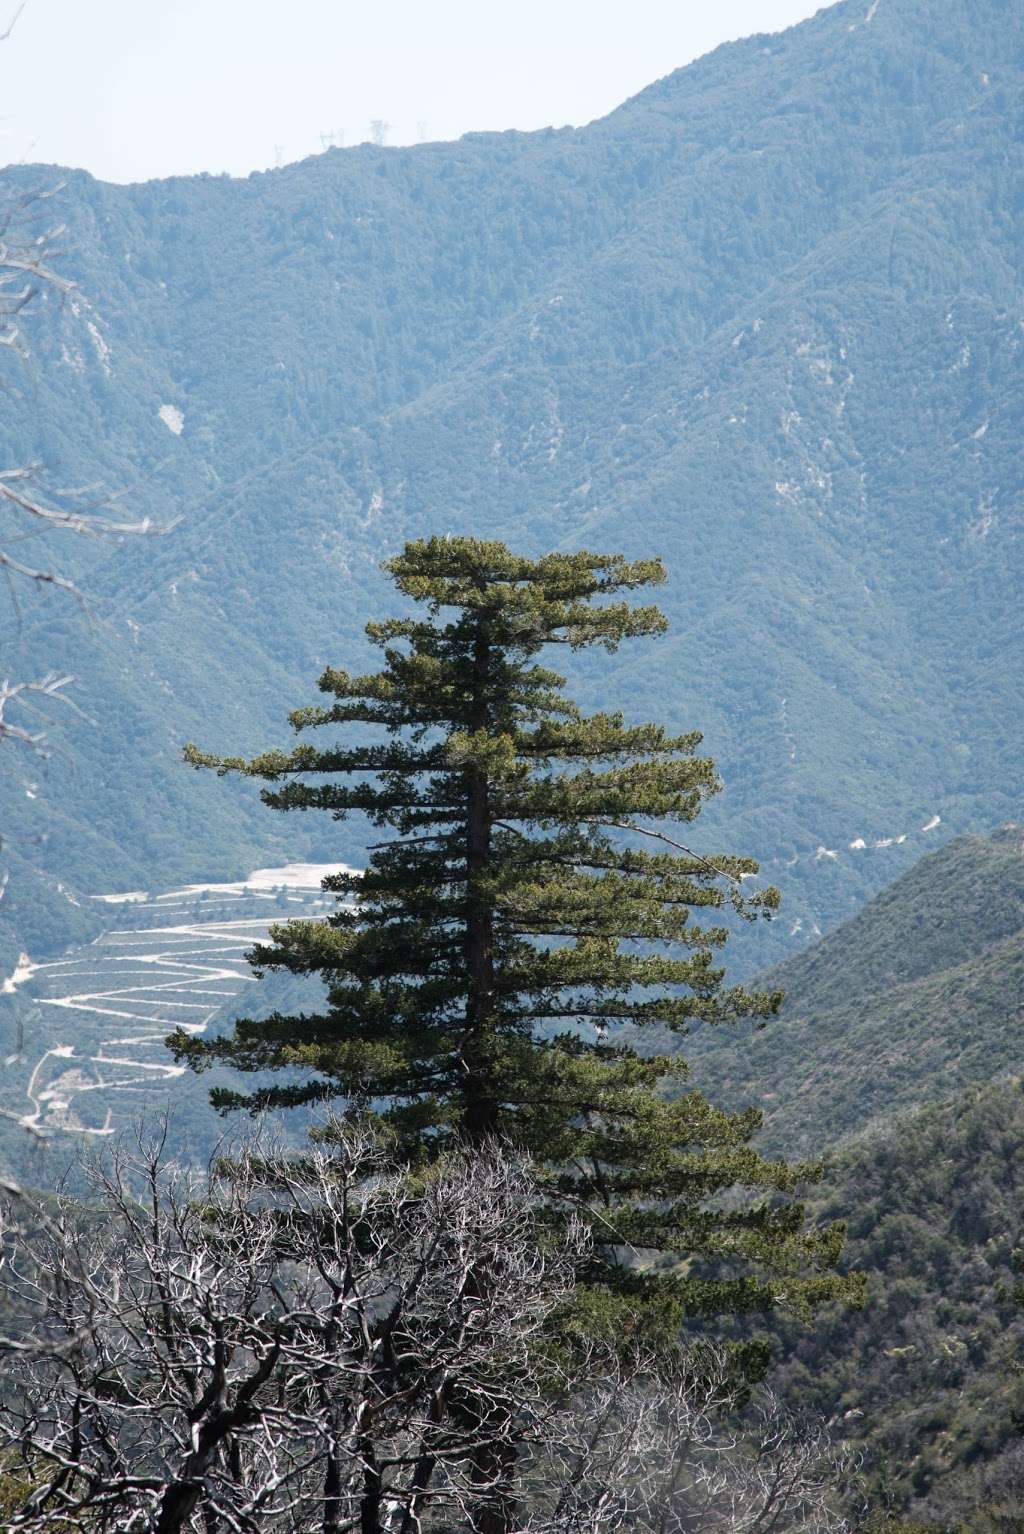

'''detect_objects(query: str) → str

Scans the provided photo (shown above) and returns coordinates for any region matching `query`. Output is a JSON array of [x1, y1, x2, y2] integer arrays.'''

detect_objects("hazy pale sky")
[[2, 0, 827, 184]]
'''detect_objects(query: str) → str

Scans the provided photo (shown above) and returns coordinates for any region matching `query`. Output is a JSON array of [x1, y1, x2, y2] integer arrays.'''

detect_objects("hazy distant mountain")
[[2, 0, 1021, 973], [683, 822, 1024, 1155]]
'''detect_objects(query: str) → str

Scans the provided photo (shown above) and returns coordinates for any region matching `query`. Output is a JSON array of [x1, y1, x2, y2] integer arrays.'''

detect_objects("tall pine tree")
[[171, 538, 858, 1334]]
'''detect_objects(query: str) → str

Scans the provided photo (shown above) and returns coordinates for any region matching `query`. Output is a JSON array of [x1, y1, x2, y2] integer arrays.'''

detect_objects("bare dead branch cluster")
[[0, 191, 155, 611], [0, 1125, 575, 1533], [0, 177, 72, 350], [0, 168, 169, 754], [0, 672, 82, 749], [0, 464, 158, 577], [536, 1372, 854, 1534], [0, 2, 29, 47], [0, 1122, 853, 1534]]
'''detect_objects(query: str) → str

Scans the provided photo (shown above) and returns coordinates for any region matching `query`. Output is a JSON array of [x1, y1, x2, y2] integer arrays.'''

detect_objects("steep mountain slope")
[[773, 1080, 1024, 1525], [2, 0, 1022, 976], [682, 823, 1024, 1154]]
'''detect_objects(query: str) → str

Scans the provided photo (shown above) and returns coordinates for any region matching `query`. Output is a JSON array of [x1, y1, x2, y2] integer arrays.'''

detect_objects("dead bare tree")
[[0, 1124, 582, 1533], [0, 1121, 853, 1534], [531, 1362, 854, 1534]]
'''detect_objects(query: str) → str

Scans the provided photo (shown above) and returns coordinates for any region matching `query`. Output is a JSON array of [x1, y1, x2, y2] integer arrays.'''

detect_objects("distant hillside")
[[1, 0, 1022, 976], [772, 1079, 1024, 1526], [0, 874, 334, 1181], [682, 823, 1024, 1155]]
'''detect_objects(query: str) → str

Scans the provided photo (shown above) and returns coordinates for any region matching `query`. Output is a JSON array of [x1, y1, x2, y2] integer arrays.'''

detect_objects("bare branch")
[[0, 1, 28, 45], [0, 1119, 852, 1533], [579, 818, 748, 886], [0, 170, 174, 766], [0, 672, 83, 750], [0, 467, 156, 538], [0, 168, 165, 562]]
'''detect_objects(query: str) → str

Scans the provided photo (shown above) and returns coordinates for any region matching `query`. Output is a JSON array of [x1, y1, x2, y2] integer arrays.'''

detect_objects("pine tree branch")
[[577, 819, 749, 886]]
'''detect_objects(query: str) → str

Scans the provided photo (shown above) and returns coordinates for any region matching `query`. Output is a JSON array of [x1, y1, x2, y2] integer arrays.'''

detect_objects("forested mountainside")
[[772, 1080, 1024, 1526], [9, 816, 1017, 1184], [681, 823, 1024, 1155], [2, 0, 1022, 976]]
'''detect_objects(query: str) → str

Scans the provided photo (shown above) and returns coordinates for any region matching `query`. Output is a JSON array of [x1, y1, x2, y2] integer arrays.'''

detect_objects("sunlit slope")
[[1, 0, 1021, 973], [682, 824, 1024, 1154]]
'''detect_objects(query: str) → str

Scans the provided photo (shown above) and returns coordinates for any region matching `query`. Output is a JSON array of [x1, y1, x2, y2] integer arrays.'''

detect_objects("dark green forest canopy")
[[770, 1079, 1024, 1527], [172, 538, 860, 1337]]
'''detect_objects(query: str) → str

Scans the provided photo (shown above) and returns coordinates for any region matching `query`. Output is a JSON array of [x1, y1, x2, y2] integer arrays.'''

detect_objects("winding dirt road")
[[3, 867, 347, 1139]]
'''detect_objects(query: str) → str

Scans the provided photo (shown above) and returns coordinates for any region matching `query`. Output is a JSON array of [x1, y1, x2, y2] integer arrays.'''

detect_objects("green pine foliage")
[[171, 537, 860, 1338], [0, 1463, 37, 1527]]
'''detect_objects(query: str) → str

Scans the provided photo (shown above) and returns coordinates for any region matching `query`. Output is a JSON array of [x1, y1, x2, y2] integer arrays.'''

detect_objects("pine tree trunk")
[[462, 620, 517, 1532], [463, 623, 498, 1140]]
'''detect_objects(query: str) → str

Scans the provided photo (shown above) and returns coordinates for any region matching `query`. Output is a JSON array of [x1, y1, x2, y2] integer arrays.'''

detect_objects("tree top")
[[383, 537, 669, 649]]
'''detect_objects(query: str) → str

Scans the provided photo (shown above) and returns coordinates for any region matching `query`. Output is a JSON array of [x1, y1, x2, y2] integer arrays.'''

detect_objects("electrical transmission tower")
[[369, 119, 391, 147]]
